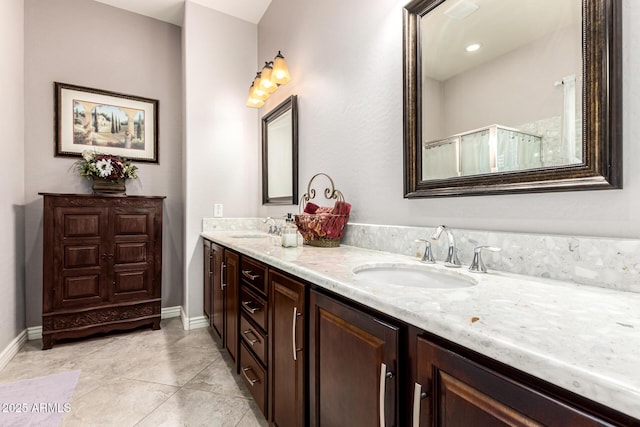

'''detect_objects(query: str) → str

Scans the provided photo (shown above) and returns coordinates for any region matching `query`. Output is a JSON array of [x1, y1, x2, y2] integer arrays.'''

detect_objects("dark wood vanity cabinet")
[[309, 289, 400, 427], [203, 240, 213, 322], [223, 249, 239, 363], [410, 333, 637, 427], [41, 193, 164, 350], [239, 256, 269, 416], [201, 242, 639, 427], [269, 270, 306, 427], [204, 239, 239, 364]]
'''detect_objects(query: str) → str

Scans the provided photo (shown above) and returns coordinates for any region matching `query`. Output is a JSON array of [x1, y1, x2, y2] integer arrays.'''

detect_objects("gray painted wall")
[[0, 0, 26, 350], [23, 0, 183, 327], [182, 2, 259, 320], [257, 0, 639, 240]]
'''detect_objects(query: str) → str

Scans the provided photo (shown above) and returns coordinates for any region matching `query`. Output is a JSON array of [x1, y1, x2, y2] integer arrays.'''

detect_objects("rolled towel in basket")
[[333, 201, 351, 216], [304, 202, 320, 214]]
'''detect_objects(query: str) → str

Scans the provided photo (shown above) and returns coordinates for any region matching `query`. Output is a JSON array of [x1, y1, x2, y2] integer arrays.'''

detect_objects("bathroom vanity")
[[201, 229, 640, 426]]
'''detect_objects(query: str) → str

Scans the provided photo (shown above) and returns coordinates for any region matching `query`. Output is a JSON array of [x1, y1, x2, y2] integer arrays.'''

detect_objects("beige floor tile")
[[184, 352, 251, 399], [61, 376, 178, 426], [136, 388, 252, 427], [1, 318, 268, 426]]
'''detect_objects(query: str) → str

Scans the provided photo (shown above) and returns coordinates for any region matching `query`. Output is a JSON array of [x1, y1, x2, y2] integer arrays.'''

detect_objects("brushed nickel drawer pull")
[[221, 263, 226, 289], [412, 382, 428, 427], [242, 270, 260, 281], [242, 300, 260, 314], [242, 329, 259, 346], [292, 307, 302, 361], [241, 367, 259, 386]]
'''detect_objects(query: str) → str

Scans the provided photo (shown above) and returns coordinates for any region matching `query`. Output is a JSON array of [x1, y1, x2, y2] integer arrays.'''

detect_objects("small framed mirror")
[[262, 95, 298, 205]]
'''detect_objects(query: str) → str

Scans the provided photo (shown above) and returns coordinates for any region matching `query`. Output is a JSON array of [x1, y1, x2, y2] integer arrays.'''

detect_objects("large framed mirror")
[[262, 95, 298, 205], [403, 0, 621, 198]]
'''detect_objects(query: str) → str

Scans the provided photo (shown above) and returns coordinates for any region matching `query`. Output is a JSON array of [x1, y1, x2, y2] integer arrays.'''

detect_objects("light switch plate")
[[214, 204, 223, 217]]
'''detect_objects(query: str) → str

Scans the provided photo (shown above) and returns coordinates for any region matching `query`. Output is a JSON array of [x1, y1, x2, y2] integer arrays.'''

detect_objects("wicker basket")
[[294, 173, 350, 247]]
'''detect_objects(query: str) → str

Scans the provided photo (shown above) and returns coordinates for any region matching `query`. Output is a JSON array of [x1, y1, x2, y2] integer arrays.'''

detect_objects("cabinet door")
[[224, 249, 240, 364], [109, 206, 157, 302], [203, 240, 212, 321], [309, 290, 399, 427], [211, 242, 224, 340], [49, 206, 110, 311], [413, 336, 616, 427], [270, 270, 306, 427]]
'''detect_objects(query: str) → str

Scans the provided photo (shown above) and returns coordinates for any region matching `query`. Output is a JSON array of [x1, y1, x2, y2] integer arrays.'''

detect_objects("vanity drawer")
[[240, 257, 268, 295], [240, 341, 267, 417], [240, 312, 267, 365], [240, 286, 267, 331]]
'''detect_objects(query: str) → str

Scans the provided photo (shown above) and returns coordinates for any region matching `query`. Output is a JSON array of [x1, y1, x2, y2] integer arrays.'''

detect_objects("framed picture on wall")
[[54, 82, 159, 163]]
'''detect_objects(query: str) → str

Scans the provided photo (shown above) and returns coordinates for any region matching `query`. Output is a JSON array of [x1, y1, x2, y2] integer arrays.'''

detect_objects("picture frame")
[[55, 82, 159, 163]]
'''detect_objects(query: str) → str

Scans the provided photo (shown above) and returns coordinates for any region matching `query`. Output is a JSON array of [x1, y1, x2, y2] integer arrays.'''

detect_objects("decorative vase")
[[92, 178, 126, 194]]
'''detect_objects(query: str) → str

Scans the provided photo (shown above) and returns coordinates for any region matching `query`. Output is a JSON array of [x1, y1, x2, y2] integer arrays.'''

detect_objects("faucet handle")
[[415, 239, 435, 264], [469, 246, 501, 273]]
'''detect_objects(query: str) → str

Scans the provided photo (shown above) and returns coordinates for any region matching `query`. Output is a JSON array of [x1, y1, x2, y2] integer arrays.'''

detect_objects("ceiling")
[[422, 0, 581, 81], [93, 0, 272, 26]]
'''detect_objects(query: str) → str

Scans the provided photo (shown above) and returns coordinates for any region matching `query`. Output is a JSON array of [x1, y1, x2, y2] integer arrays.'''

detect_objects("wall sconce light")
[[246, 51, 291, 108]]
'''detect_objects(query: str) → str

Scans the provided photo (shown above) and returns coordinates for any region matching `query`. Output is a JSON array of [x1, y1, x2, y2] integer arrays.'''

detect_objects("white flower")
[[95, 158, 113, 178], [82, 150, 94, 162]]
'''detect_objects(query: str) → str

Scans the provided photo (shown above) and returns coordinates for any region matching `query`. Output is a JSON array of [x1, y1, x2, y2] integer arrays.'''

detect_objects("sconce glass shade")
[[272, 51, 291, 85], [259, 63, 278, 94], [246, 85, 264, 108], [251, 74, 269, 101]]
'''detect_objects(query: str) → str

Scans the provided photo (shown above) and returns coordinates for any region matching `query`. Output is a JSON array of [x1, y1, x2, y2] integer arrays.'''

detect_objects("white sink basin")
[[353, 263, 476, 289]]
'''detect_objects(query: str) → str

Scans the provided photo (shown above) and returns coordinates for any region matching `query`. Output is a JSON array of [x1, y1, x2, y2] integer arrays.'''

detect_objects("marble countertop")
[[201, 230, 640, 419]]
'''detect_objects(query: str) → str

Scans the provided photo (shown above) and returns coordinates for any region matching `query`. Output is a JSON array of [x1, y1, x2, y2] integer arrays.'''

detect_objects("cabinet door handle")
[[221, 262, 226, 289], [241, 367, 259, 386], [241, 270, 260, 281], [242, 300, 260, 314], [242, 329, 259, 346], [292, 307, 302, 361], [412, 382, 428, 427], [379, 363, 393, 427]]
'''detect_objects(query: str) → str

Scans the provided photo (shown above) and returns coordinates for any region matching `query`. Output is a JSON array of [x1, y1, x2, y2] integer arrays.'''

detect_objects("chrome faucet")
[[468, 246, 501, 273], [414, 239, 435, 264], [431, 225, 461, 267], [263, 217, 281, 235]]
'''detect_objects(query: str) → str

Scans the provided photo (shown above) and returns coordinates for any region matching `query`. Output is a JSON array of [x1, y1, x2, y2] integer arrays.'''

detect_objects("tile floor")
[[0, 318, 268, 426]]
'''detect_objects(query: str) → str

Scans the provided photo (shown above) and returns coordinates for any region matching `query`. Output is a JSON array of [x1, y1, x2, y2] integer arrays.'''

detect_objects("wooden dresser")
[[40, 193, 165, 349]]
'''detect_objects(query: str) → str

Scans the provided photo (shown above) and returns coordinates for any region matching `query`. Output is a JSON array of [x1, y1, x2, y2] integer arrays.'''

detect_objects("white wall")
[[183, 1, 259, 320], [258, 0, 639, 239], [0, 0, 26, 349], [23, 0, 183, 326]]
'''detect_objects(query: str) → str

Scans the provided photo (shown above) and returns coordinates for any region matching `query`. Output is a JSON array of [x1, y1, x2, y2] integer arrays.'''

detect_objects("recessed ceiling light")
[[465, 43, 481, 52]]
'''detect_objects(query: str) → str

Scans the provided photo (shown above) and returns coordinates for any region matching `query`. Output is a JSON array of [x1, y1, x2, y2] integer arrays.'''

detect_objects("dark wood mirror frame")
[[262, 95, 299, 205], [403, 0, 622, 198]]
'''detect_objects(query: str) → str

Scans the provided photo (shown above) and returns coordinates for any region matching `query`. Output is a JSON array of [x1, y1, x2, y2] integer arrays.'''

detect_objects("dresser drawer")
[[240, 257, 268, 295], [240, 286, 267, 331], [240, 312, 267, 365], [240, 341, 267, 417]]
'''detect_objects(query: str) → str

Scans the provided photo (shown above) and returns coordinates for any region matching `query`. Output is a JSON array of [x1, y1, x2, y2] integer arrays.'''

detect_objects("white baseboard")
[[161, 306, 181, 319], [0, 330, 27, 371], [25, 305, 184, 341], [178, 306, 209, 330]]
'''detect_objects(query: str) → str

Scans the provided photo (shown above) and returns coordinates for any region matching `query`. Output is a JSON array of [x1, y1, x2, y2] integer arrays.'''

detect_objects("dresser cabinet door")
[[109, 206, 158, 302], [49, 206, 110, 311], [309, 290, 400, 427], [270, 270, 306, 427]]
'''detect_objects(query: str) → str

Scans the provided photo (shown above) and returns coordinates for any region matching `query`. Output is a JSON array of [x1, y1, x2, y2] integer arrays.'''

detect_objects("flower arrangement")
[[75, 150, 138, 181]]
